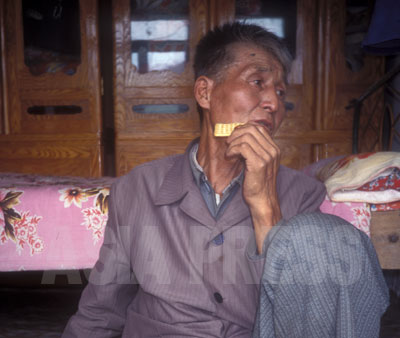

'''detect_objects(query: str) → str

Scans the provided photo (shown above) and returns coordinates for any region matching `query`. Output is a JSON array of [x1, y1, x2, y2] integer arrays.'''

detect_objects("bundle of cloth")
[[303, 152, 400, 237]]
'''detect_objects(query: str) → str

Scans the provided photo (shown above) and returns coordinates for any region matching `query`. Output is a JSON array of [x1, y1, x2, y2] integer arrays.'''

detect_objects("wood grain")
[[2, 0, 103, 130], [370, 211, 400, 269], [113, 0, 208, 175], [115, 136, 196, 175], [0, 134, 103, 177], [0, 0, 103, 176]]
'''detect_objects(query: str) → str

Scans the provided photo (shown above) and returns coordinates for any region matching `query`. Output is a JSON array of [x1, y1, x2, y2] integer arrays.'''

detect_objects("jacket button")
[[214, 292, 223, 304]]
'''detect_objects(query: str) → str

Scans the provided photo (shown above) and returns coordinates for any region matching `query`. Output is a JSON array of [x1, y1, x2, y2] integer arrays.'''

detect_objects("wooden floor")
[[0, 283, 399, 337]]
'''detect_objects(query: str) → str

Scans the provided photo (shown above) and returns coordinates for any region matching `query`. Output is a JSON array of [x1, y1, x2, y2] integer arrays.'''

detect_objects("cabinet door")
[[0, 0, 103, 176], [113, 0, 215, 175]]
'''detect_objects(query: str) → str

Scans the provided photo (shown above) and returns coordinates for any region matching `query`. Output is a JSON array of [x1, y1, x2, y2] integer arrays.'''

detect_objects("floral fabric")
[[319, 195, 371, 236], [0, 173, 115, 271], [370, 201, 400, 211], [360, 168, 400, 211]]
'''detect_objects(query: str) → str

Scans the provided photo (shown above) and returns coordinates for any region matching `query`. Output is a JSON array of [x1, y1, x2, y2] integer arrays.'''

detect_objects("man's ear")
[[194, 76, 214, 110]]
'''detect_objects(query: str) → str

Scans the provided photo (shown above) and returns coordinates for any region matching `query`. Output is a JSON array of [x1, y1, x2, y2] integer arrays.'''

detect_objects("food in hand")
[[214, 123, 244, 137]]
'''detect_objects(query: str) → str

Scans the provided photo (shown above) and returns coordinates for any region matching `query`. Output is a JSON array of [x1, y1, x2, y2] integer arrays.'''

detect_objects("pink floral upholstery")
[[0, 173, 115, 271]]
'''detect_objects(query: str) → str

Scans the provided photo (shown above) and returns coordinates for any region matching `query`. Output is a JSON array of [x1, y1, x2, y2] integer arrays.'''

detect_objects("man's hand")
[[225, 122, 282, 254]]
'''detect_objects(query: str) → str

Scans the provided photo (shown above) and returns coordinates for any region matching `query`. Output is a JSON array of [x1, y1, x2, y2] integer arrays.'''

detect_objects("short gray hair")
[[193, 21, 292, 83]]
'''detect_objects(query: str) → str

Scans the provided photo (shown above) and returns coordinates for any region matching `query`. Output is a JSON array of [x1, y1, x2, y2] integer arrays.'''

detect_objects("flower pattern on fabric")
[[0, 189, 23, 242], [81, 207, 108, 243], [358, 168, 400, 192], [59, 187, 109, 214], [319, 195, 371, 236], [59, 188, 89, 208], [349, 204, 371, 236], [0, 190, 44, 255], [11, 212, 43, 255], [356, 168, 400, 210], [85, 188, 109, 214], [371, 200, 400, 211], [59, 186, 110, 244]]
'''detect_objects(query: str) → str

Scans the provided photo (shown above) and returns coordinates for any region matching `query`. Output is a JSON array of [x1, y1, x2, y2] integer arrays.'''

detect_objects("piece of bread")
[[214, 123, 244, 137]]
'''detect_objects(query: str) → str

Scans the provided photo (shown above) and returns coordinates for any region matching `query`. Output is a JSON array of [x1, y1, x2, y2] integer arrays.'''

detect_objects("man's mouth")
[[254, 120, 273, 134]]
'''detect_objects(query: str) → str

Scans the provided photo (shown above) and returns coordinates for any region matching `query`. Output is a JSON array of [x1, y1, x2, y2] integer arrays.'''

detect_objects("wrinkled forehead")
[[225, 42, 285, 79]]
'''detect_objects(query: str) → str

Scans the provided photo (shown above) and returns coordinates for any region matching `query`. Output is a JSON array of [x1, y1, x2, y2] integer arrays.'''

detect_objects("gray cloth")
[[62, 139, 326, 337], [253, 212, 389, 338]]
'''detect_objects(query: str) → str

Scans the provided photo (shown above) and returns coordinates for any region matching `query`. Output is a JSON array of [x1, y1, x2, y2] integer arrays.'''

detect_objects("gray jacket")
[[63, 141, 326, 337]]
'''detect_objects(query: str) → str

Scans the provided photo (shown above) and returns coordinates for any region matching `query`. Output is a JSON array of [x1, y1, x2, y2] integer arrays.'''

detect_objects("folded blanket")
[[321, 152, 400, 203]]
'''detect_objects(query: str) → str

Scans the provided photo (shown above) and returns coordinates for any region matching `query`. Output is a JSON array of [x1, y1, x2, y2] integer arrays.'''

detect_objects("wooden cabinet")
[[0, 0, 103, 177], [0, 0, 384, 177], [113, 0, 384, 176]]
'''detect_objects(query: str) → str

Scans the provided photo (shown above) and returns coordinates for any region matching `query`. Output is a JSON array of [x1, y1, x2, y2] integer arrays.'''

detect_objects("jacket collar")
[[154, 139, 251, 230], [154, 139, 199, 206]]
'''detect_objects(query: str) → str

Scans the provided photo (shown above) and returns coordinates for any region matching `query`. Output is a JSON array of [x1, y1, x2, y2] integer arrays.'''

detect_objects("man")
[[63, 22, 388, 337]]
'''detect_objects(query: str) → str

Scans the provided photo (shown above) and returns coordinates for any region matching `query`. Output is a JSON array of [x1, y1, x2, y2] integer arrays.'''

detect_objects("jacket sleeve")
[[247, 167, 327, 260], [277, 166, 327, 220], [297, 174, 326, 214], [62, 182, 138, 338]]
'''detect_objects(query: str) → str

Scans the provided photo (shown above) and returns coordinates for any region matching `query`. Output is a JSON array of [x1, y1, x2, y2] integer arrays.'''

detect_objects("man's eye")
[[252, 79, 263, 87], [276, 89, 286, 98]]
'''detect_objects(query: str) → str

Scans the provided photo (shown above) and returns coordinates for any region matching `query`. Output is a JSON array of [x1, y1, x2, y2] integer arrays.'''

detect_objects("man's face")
[[208, 43, 287, 136]]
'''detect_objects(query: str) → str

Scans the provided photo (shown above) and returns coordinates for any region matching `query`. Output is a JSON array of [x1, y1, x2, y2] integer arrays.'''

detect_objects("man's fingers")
[[226, 141, 266, 167], [227, 123, 279, 155], [226, 126, 280, 164]]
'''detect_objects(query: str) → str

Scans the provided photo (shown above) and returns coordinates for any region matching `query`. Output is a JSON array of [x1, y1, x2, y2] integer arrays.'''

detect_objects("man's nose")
[[260, 86, 279, 112]]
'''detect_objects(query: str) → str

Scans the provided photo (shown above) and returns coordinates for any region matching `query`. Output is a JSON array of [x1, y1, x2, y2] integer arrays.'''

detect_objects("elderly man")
[[63, 22, 388, 337]]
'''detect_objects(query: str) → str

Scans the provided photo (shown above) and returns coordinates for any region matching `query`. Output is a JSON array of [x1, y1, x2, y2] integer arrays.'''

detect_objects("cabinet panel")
[[0, 135, 102, 177], [275, 141, 313, 169], [370, 210, 400, 269], [0, 0, 103, 176], [275, 85, 313, 137], [116, 136, 195, 174], [113, 0, 209, 175]]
